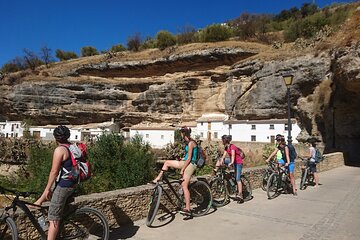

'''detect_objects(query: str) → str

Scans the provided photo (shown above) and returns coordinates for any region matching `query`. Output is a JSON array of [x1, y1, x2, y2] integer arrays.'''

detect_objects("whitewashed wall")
[[130, 129, 175, 148], [0, 121, 23, 138]]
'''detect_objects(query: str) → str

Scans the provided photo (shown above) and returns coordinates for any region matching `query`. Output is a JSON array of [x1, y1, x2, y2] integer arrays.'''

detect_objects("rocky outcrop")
[[0, 43, 359, 162]]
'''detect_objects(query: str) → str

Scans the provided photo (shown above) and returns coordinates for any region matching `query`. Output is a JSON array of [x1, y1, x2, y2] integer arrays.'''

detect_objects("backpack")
[[60, 143, 91, 183], [287, 144, 297, 162], [230, 144, 245, 160], [314, 148, 323, 163], [195, 145, 207, 169]]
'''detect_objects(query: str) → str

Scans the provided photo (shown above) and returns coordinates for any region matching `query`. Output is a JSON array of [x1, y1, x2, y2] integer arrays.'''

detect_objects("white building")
[[196, 113, 301, 144], [0, 121, 23, 138], [129, 124, 176, 149]]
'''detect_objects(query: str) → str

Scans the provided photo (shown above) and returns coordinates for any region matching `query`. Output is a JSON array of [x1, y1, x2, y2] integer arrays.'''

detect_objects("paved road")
[[111, 166, 360, 240]]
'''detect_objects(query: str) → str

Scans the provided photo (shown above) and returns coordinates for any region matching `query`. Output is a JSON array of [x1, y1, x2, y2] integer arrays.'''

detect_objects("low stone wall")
[[13, 152, 344, 239]]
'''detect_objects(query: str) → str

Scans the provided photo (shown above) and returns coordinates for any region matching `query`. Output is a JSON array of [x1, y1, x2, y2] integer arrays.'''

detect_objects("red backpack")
[[60, 143, 91, 183]]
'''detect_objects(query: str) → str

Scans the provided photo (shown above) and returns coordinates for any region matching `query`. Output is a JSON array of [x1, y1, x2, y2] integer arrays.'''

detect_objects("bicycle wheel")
[[300, 168, 308, 190], [0, 217, 18, 240], [145, 185, 162, 227], [59, 207, 109, 240], [241, 175, 252, 202], [266, 173, 280, 199], [189, 180, 213, 217], [209, 177, 229, 207], [261, 170, 270, 191]]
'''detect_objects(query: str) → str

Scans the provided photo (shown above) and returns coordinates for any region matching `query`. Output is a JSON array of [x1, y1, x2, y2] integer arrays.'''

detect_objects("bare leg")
[[290, 173, 297, 195], [314, 172, 319, 186], [153, 160, 183, 182], [182, 178, 191, 211], [47, 220, 60, 240]]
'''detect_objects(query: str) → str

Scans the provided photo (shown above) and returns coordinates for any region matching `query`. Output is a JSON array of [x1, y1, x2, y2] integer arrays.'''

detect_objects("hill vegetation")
[[1, 2, 358, 75]]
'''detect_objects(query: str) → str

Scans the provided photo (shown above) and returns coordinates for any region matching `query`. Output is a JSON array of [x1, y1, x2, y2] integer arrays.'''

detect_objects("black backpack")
[[287, 144, 297, 162]]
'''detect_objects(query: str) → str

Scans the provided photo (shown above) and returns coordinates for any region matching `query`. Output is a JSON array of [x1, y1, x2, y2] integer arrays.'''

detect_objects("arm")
[[220, 150, 227, 164], [229, 149, 236, 167], [34, 147, 65, 205], [180, 141, 196, 176], [266, 148, 278, 162]]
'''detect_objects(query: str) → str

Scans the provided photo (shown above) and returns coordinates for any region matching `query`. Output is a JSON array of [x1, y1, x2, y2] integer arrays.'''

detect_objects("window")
[[145, 134, 149, 138], [251, 135, 256, 142], [251, 125, 256, 130], [270, 124, 274, 130], [75, 135, 78, 140], [161, 135, 164, 139], [200, 132, 204, 137], [15, 133, 18, 137], [284, 124, 288, 131], [201, 122, 203, 126], [214, 132, 218, 139], [229, 124, 232, 129], [16, 124, 19, 128]]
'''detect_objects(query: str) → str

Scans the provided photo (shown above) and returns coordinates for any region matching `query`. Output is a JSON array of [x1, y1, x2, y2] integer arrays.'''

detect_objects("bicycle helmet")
[[53, 125, 71, 142], [221, 135, 232, 143], [179, 126, 191, 137], [275, 134, 285, 141]]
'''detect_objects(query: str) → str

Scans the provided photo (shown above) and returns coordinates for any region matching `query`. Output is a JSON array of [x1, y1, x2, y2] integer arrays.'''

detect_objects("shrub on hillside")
[[141, 36, 157, 50], [110, 44, 127, 53], [81, 46, 99, 57], [127, 33, 142, 51], [199, 24, 232, 42], [176, 25, 197, 45], [156, 30, 177, 50], [55, 49, 78, 61]]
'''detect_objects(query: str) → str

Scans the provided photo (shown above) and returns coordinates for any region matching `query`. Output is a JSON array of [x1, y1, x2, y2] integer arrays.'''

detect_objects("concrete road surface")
[[110, 166, 360, 240]]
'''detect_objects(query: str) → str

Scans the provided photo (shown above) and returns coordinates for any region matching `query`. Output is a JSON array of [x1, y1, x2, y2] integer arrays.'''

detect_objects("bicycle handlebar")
[[0, 186, 40, 198]]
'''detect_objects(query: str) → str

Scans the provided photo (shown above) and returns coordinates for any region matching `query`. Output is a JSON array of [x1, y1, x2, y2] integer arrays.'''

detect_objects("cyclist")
[[34, 125, 76, 240], [151, 126, 198, 215], [305, 138, 320, 187], [266, 134, 297, 196], [216, 135, 245, 202]]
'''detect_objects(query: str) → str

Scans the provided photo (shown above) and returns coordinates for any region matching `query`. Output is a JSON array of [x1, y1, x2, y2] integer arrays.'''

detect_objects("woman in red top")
[[217, 135, 245, 201]]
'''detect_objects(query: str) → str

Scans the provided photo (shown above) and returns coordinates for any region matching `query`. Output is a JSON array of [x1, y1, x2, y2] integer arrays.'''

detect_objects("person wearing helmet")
[[216, 135, 245, 201], [34, 125, 76, 239], [266, 134, 297, 196], [151, 126, 198, 215]]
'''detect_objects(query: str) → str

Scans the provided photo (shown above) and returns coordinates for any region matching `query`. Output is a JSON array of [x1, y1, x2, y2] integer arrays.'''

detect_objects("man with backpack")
[[304, 138, 321, 188], [266, 134, 297, 196]]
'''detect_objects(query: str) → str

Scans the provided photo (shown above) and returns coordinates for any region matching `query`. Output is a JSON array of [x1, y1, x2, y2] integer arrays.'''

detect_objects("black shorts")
[[309, 162, 317, 173]]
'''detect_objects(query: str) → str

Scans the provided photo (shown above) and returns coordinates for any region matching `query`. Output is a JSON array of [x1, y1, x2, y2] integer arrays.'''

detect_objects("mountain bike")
[[146, 171, 213, 227], [299, 156, 315, 190], [261, 161, 277, 191], [0, 186, 109, 240], [209, 166, 252, 207], [266, 164, 293, 199]]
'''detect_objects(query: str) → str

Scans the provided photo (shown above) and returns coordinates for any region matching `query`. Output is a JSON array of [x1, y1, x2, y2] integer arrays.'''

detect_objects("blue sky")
[[0, 0, 355, 66]]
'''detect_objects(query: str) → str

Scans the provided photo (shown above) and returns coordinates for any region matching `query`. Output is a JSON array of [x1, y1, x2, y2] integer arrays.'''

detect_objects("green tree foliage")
[[55, 49, 78, 61], [199, 24, 232, 42], [141, 36, 157, 50], [80, 46, 99, 57], [110, 44, 127, 53], [1, 60, 23, 73], [79, 133, 156, 194], [127, 33, 142, 51], [156, 30, 177, 50]]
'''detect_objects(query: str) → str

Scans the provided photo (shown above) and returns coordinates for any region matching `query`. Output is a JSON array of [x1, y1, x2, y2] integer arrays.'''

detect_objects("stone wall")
[[13, 152, 344, 239]]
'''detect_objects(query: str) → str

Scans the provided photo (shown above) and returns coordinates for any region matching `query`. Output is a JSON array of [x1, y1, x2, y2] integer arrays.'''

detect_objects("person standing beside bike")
[[34, 125, 76, 240], [151, 126, 198, 215], [266, 134, 297, 196], [305, 139, 320, 187], [216, 135, 245, 201]]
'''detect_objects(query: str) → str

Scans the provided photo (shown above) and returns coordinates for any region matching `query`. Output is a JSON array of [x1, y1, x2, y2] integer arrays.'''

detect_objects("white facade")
[[130, 127, 175, 149], [0, 121, 23, 138], [196, 113, 229, 141]]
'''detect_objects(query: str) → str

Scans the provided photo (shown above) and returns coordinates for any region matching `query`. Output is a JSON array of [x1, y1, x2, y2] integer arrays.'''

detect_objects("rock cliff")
[[0, 16, 359, 163]]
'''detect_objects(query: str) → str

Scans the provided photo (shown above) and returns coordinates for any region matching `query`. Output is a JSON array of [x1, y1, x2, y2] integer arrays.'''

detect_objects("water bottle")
[[37, 215, 48, 231], [229, 178, 236, 187]]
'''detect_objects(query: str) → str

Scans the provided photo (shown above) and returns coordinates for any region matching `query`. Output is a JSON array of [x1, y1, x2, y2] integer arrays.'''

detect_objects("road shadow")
[[108, 204, 139, 239]]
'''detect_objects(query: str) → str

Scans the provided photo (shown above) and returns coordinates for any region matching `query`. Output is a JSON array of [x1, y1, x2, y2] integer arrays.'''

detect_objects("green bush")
[[156, 30, 177, 50], [55, 49, 78, 61], [78, 133, 156, 194], [141, 36, 157, 50], [199, 24, 232, 42], [110, 44, 127, 53], [80, 46, 99, 57], [127, 33, 142, 51]]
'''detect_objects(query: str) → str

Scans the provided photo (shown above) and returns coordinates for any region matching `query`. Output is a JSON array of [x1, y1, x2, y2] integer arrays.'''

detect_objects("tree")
[[81, 46, 99, 57], [39, 45, 54, 68], [156, 30, 177, 50], [141, 36, 156, 50], [55, 49, 78, 61], [110, 44, 127, 53], [177, 25, 196, 44], [200, 24, 232, 42], [23, 49, 43, 70], [127, 33, 142, 51], [1, 57, 25, 73]]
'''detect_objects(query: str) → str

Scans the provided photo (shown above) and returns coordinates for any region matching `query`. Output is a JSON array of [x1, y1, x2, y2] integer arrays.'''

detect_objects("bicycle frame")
[[158, 173, 184, 209]]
